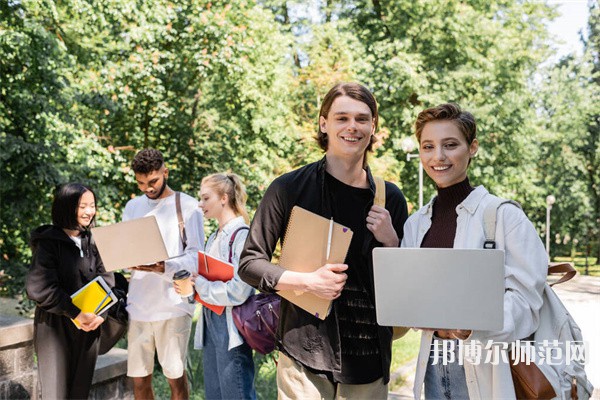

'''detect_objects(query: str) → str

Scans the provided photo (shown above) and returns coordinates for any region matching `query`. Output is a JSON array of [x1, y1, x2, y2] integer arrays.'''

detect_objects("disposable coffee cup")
[[173, 270, 194, 297]]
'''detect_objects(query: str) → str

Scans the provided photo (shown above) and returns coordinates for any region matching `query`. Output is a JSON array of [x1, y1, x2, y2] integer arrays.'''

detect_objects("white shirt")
[[193, 216, 255, 350], [402, 186, 548, 400], [123, 192, 205, 322]]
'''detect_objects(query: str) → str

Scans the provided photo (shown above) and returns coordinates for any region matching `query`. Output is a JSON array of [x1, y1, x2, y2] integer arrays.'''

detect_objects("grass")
[[389, 329, 421, 392], [553, 256, 599, 277], [150, 318, 278, 399]]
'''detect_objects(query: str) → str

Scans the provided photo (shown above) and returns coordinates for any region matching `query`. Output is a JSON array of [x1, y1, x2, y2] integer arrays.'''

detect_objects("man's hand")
[[305, 264, 348, 300], [366, 205, 399, 247], [131, 261, 165, 273]]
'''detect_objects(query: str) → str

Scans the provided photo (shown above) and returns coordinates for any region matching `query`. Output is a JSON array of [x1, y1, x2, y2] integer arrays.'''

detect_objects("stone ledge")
[[0, 316, 33, 349], [92, 348, 128, 385]]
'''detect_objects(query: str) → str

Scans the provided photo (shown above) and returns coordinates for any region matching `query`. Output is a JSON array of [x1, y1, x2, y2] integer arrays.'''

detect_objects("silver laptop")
[[372, 248, 505, 331], [92, 216, 169, 271]]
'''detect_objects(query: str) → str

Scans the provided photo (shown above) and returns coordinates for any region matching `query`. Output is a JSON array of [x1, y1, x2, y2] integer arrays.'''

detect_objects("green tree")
[[1, 0, 301, 297], [538, 2, 600, 259], [0, 0, 117, 295], [64, 0, 300, 207], [267, 0, 556, 218], [346, 0, 554, 214]]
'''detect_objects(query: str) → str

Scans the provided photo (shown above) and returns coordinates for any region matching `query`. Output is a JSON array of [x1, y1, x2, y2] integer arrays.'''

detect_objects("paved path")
[[388, 274, 600, 399]]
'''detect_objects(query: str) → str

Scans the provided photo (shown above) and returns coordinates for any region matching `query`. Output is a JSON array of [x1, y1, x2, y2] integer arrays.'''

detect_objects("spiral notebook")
[[277, 206, 353, 320]]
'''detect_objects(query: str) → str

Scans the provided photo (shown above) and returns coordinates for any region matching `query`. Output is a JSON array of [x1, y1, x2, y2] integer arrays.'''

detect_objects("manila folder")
[[278, 206, 353, 320]]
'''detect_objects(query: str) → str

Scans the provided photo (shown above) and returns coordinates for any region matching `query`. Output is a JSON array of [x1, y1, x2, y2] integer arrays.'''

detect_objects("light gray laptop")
[[92, 216, 169, 272], [372, 248, 505, 331]]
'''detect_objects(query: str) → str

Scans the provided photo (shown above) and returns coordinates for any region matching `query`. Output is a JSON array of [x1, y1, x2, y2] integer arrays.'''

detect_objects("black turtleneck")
[[420, 178, 474, 248]]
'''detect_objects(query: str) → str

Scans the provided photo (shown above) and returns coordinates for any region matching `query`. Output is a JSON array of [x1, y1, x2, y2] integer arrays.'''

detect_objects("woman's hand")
[[434, 329, 472, 340], [75, 312, 105, 332], [173, 279, 184, 295], [366, 205, 399, 247]]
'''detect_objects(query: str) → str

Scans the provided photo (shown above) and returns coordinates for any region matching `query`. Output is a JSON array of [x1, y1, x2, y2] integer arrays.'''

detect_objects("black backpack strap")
[[228, 226, 249, 263], [175, 192, 188, 250]]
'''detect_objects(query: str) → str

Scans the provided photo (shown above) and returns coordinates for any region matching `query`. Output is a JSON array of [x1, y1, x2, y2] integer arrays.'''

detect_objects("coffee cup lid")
[[173, 270, 191, 280]]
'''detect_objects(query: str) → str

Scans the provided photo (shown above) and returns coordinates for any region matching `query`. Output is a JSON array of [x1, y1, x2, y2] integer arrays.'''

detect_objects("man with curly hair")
[[123, 148, 204, 400]]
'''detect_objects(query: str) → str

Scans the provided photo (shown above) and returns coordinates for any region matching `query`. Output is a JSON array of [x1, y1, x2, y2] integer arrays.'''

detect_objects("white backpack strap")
[[482, 198, 522, 249]]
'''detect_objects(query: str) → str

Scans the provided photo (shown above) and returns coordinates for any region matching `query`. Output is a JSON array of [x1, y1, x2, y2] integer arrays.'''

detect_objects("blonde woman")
[[184, 173, 256, 399]]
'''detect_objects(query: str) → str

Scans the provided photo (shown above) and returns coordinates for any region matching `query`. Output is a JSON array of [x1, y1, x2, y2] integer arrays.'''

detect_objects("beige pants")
[[276, 352, 388, 400], [127, 315, 192, 379]]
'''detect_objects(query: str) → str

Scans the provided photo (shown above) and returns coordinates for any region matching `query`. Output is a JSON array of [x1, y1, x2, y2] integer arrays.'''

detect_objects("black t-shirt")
[[322, 171, 383, 384]]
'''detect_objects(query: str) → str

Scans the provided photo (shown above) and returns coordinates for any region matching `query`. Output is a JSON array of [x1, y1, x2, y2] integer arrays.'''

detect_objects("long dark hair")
[[51, 183, 96, 230]]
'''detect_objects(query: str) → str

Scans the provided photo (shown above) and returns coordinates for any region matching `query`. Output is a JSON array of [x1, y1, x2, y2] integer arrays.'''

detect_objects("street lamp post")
[[401, 137, 423, 209], [546, 195, 556, 258]]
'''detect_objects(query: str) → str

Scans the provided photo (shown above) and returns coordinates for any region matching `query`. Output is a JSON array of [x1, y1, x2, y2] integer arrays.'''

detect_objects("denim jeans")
[[203, 307, 257, 400], [424, 338, 469, 399]]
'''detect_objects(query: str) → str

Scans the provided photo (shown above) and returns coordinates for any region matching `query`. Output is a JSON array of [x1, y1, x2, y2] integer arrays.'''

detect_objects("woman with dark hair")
[[26, 182, 115, 399]]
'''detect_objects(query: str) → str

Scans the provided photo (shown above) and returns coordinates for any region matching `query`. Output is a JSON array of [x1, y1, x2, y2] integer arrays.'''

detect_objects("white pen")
[[326, 217, 334, 261]]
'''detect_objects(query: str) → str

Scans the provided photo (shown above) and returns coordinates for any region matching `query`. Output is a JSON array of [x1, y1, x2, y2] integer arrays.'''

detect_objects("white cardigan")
[[193, 216, 255, 350], [401, 186, 548, 400]]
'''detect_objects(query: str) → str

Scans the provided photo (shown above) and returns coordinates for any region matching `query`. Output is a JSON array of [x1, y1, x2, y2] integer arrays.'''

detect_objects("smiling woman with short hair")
[[404, 104, 548, 399]]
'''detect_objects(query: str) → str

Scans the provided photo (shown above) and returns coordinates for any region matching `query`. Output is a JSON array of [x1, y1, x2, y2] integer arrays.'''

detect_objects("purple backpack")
[[227, 227, 281, 355], [232, 292, 280, 354]]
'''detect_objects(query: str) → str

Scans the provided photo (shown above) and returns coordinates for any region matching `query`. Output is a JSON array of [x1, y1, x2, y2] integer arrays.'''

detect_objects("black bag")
[[99, 272, 129, 355]]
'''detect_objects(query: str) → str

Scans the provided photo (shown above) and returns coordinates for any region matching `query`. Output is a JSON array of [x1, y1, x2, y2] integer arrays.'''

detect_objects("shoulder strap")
[[373, 176, 386, 208], [482, 197, 521, 249], [228, 226, 249, 263], [175, 192, 188, 250], [548, 262, 577, 286], [482, 198, 576, 285]]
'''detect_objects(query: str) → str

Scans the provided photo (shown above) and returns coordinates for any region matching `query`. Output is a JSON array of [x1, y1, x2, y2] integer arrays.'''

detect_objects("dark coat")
[[239, 157, 408, 384], [26, 225, 115, 399], [26, 225, 114, 318]]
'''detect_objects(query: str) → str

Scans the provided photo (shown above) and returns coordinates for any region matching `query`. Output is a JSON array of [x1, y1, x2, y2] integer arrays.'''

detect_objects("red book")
[[194, 250, 234, 315]]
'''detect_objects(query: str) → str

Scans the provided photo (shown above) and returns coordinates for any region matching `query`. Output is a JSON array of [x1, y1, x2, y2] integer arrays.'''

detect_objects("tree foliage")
[[1, 0, 598, 297], [537, 2, 600, 258]]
